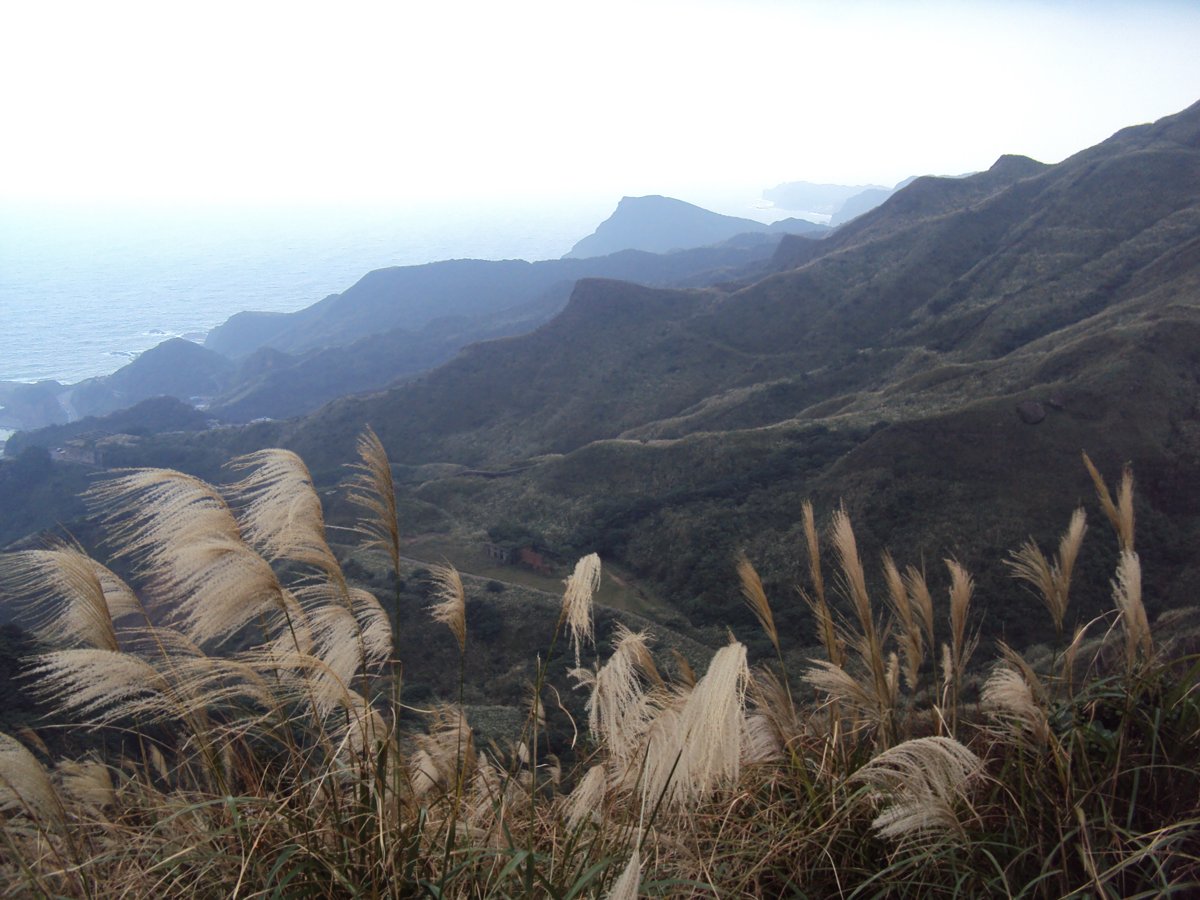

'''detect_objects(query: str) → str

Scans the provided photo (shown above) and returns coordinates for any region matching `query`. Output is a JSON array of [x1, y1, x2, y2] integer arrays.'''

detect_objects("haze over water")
[[0, 198, 615, 386]]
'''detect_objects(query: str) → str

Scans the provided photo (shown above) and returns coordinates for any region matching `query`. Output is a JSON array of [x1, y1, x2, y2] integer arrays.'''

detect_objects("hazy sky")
[[2, 0, 1198, 210]]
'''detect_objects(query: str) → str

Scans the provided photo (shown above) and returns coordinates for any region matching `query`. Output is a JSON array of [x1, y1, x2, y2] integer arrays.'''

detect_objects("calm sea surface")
[[0, 198, 613, 388]]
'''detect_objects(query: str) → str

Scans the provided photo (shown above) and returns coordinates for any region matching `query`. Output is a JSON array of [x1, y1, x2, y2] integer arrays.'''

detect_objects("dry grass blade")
[[562, 553, 601, 665], [852, 736, 982, 844], [345, 425, 401, 575], [738, 553, 779, 657], [427, 562, 466, 652]]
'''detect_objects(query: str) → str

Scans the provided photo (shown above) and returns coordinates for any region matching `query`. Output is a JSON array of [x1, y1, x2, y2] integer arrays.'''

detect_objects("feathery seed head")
[[982, 665, 1050, 745], [605, 847, 641, 900], [801, 499, 826, 603], [853, 736, 982, 844], [57, 758, 116, 812], [1113, 549, 1152, 668], [565, 762, 609, 830], [831, 507, 872, 633], [226, 449, 345, 583], [579, 625, 659, 766], [562, 553, 601, 665], [737, 554, 780, 656], [0, 732, 62, 824], [427, 563, 466, 652], [0, 544, 133, 651], [345, 426, 401, 574], [1083, 452, 1135, 552], [648, 641, 750, 809]]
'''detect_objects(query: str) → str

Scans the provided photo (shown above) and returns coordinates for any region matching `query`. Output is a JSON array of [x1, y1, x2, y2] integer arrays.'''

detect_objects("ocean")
[[0, 198, 603, 446], [0, 198, 620, 389]]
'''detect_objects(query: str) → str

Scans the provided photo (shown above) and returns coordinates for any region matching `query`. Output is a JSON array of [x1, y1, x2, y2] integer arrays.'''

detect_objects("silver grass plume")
[[904, 565, 936, 649], [345, 426, 401, 576], [0, 542, 138, 652], [561, 553, 601, 666], [226, 449, 344, 583], [669, 648, 696, 688], [576, 625, 659, 769], [427, 563, 466, 652], [26, 649, 173, 725], [852, 736, 982, 844], [1112, 549, 1152, 668], [945, 560, 977, 683], [1082, 452, 1135, 552], [291, 581, 391, 679], [801, 499, 827, 610], [743, 712, 784, 765], [883, 552, 923, 691], [605, 847, 641, 900], [831, 507, 873, 639], [644, 641, 750, 809], [565, 762, 609, 830], [57, 758, 116, 812], [1007, 508, 1087, 636], [746, 667, 799, 763], [328, 690, 389, 762], [85, 468, 288, 646], [803, 658, 882, 734], [831, 508, 890, 719], [981, 664, 1050, 746], [0, 732, 62, 824], [802, 500, 844, 667], [737, 554, 779, 657], [410, 704, 475, 796]]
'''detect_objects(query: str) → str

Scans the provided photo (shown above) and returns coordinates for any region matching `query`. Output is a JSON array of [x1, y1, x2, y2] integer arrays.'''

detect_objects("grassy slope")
[[7, 102, 1200, 660]]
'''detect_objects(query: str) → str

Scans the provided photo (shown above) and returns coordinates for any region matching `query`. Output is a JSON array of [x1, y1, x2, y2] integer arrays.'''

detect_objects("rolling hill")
[[7, 99, 1200, 657]]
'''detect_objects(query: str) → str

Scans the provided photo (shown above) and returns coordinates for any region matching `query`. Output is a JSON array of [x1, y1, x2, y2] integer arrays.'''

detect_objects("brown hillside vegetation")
[[0, 439, 1198, 896]]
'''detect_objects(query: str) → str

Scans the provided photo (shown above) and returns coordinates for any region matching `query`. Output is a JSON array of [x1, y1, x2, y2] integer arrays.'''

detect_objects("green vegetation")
[[1, 436, 1197, 897]]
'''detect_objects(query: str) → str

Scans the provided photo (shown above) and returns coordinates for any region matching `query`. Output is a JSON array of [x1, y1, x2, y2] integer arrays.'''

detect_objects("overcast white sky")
[[2, 0, 1198, 210]]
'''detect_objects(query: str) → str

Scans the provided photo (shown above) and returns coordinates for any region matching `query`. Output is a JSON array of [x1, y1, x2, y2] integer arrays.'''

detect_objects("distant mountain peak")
[[563, 195, 827, 259]]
